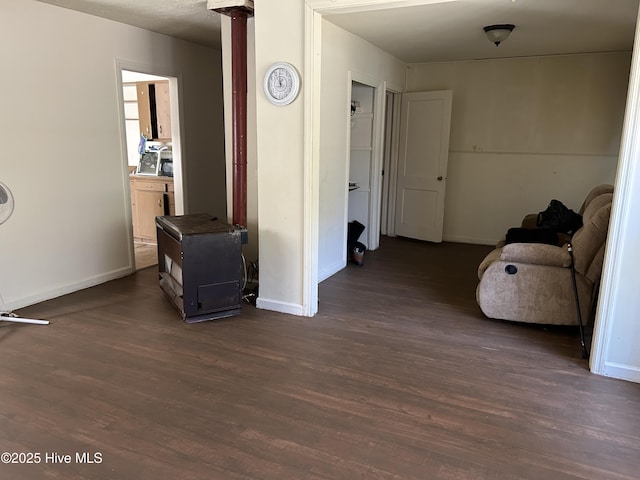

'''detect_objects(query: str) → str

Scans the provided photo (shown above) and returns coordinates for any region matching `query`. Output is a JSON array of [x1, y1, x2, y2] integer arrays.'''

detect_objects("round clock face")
[[264, 63, 300, 106]]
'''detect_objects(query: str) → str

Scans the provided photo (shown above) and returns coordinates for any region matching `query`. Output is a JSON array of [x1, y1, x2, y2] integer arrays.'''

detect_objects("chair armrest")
[[500, 243, 571, 267]]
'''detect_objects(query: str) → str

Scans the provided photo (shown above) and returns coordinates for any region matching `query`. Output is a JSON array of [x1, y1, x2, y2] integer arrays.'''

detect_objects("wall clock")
[[263, 62, 300, 106]]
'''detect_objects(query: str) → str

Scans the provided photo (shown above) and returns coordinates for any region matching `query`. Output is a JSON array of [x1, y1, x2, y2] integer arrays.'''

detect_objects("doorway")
[[348, 81, 375, 253], [378, 90, 453, 243], [347, 76, 387, 257], [120, 69, 182, 271]]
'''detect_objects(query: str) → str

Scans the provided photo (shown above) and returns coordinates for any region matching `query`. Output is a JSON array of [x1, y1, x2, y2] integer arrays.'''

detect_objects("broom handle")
[[568, 243, 589, 359]]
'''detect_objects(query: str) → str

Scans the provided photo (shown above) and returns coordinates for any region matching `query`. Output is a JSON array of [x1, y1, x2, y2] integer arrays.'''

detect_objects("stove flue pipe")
[[210, 2, 254, 228], [230, 10, 248, 228]]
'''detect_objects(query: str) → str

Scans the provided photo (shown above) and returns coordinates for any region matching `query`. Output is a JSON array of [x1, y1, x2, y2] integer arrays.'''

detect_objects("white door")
[[395, 90, 452, 242]]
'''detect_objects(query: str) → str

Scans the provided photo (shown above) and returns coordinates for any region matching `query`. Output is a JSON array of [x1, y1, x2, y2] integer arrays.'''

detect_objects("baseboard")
[[598, 361, 640, 384], [443, 234, 498, 246], [256, 297, 305, 316], [5, 266, 135, 312]]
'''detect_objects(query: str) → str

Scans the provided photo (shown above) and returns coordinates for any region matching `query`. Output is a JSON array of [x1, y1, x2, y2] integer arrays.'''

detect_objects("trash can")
[[352, 241, 366, 266], [347, 221, 366, 266]]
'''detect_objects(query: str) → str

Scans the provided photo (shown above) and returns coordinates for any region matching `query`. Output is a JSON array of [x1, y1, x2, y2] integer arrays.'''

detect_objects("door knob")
[[437, 176, 443, 181]]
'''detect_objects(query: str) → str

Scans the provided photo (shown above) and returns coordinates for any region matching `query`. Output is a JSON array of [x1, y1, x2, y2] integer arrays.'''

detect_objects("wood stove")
[[156, 214, 242, 322]]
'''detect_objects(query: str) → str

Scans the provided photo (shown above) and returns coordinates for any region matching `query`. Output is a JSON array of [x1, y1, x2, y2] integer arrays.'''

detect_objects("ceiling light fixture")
[[483, 24, 515, 46]]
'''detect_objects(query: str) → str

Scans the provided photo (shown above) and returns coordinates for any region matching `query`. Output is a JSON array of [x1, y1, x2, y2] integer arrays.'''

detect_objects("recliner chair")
[[476, 186, 613, 325]]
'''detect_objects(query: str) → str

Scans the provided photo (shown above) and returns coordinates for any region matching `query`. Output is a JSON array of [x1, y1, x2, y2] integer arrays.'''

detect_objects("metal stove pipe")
[[210, 2, 254, 228]]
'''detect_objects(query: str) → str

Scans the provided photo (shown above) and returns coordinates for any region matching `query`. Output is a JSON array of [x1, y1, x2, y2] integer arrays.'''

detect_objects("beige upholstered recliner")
[[476, 186, 613, 325]]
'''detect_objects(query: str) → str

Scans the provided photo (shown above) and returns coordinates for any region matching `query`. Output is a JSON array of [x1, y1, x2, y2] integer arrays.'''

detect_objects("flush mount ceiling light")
[[483, 24, 515, 46]]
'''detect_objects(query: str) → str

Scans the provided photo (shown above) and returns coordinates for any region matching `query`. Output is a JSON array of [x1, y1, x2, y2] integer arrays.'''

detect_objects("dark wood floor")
[[2, 237, 639, 480]]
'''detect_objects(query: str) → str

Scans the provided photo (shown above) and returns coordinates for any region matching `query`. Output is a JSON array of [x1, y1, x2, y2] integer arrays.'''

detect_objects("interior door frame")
[[382, 90, 402, 237], [115, 59, 185, 270], [346, 71, 387, 252]]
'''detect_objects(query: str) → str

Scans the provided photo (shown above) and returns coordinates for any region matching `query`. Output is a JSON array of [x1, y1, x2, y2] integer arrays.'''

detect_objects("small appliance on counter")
[[136, 143, 173, 177], [159, 155, 173, 177]]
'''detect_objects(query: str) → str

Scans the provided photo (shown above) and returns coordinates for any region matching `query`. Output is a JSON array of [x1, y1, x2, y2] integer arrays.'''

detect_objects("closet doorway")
[[347, 78, 386, 254]]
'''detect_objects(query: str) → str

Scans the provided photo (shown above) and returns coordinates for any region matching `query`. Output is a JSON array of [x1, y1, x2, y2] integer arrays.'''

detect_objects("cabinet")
[[136, 81, 172, 141], [156, 214, 242, 323], [154, 81, 171, 140], [130, 175, 175, 243], [136, 82, 152, 139]]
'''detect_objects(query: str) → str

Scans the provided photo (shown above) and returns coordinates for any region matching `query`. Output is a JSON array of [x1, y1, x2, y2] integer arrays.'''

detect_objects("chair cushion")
[[582, 192, 613, 222], [578, 184, 614, 215], [571, 201, 612, 275], [500, 243, 572, 267]]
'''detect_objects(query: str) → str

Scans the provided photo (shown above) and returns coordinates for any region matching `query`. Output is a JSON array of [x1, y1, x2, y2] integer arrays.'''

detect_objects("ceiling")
[[36, 0, 224, 49], [36, 0, 640, 63]]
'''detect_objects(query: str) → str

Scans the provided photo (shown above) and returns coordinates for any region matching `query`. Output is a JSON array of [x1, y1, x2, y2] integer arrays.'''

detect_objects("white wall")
[[319, 20, 406, 281], [252, 0, 308, 315], [0, 0, 226, 311], [406, 53, 631, 244]]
